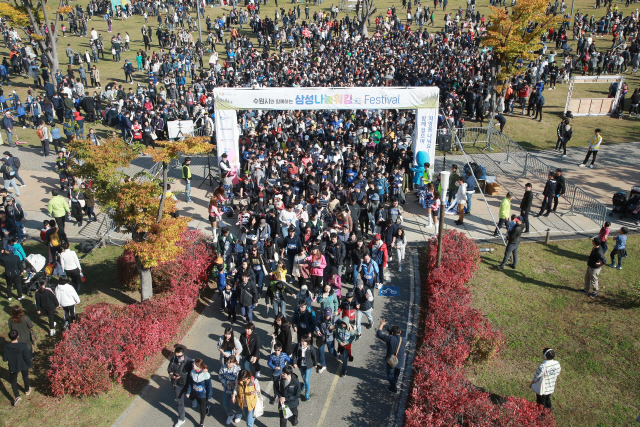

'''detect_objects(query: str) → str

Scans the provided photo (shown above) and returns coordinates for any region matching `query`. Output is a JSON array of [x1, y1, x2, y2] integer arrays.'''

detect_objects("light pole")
[[436, 171, 450, 268], [196, 0, 203, 42]]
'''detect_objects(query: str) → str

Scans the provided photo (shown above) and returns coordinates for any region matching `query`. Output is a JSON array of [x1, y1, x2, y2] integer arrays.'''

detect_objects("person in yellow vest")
[[182, 157, 193, 203], [493, 192, 513, 237], [422, 162, 433, 185], [233, 369, 261, 427], [579, 129, 602, 169]]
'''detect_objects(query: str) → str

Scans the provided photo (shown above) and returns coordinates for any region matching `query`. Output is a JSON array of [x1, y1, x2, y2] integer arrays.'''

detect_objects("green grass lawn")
[[3, 0, 639, 153], [468, 235, 640, 427]]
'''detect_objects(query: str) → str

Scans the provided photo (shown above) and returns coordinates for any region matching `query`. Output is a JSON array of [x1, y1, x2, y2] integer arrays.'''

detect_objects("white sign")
[[213, 87, 439, 110], [215, 108, 240, 169], [413, 107, 438, 170], [167, 120, 195, 139]]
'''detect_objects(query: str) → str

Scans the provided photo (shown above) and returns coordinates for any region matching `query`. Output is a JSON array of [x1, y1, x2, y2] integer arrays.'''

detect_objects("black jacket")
[[375, 330, 406, 367], [167, 354, 193, 387], [236, 280, 259, 307], [291, 343, 318, 368], [555, 175, 566, 196], [0, 253, 21, 278], [35, 287, 59, 311], [3, 342, 32, 373], [240, 332, 261, 358], [322, 240, 346, 266], [275, 372, 300, 408], [542, 178, 557, 197], [520, 190, 533, 212], [508, 223, 525, 245], [273, 324, 292, 355]]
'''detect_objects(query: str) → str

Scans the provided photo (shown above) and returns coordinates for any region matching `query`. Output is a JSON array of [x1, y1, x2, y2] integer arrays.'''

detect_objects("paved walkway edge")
[[110, 295, 216, 427], [388, 247, 422, 427]]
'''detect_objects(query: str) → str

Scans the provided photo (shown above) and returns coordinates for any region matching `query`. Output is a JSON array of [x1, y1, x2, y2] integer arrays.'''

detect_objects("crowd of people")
[[0, 0, 638, 422]]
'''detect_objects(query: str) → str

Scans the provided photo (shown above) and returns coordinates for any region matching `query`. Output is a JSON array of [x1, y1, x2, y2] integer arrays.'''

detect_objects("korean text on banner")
[[215, 108, 240, 169], [413, 108, 437, 169]]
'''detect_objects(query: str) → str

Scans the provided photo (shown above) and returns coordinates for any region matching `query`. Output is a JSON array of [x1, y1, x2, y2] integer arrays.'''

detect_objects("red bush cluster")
[[48, 230, 213, 397], [405, 230, 556, 426]]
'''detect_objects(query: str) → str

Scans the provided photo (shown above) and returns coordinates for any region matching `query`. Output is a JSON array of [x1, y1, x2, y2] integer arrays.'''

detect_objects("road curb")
[[388, 248, 421, 427]]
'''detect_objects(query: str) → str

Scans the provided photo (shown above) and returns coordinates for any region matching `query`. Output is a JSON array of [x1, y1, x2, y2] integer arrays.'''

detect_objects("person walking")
[[316, 283, 339, 317], [551, 169, 565, 213], [314, 307, 337, 373], [236, 272, 259, 323], [498, 216, 524, 269], [529, 348, 561, 411], [167, 344, 193, 427], [8, 306, 34, 355], [240, 322, 262, 377], [376, 317, 406, 394], [272, 314, 293, 357], [219, 355, 242, 424], [265, 280, 290, 318], [555, 119, 572, 157], [233, 369, 262, 427], [609, 227, 628, 270], [3, 111, 15, 147], [579, 128, 602, 168], [276, 365, 301, 426], [391, 228, 407, 271], [1, 245, 23, 301], [55, 275, 81, 328], [291, 336, 319, 402], [217, 327, 242, 365], [493, 192, 512, 236], [1, 158, 20, 197], [59, 241, 83, 291], [292, 299, 316, 343], [454, 177, 467, 225], [535, 172, 557, 218], [334, 316, 356, 377], [35, 278, 59, 336], [4, 152, 25, 186], [354, 278, 374, 339], [185, 358, 213, 427], [305, 246, 326, 296], [3, 329, 33, 406], [520, 183, 533, 233], [182, 157, 193, 203], [580, 237, 606, 298], [267, 342, 291, 403], [48, 190, 71, 232]]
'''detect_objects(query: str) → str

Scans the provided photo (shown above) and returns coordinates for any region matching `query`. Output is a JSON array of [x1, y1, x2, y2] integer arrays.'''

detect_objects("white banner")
[[215, 107, 240, 169], [213, 87, 439, 110], [413, 108, 438, 169]]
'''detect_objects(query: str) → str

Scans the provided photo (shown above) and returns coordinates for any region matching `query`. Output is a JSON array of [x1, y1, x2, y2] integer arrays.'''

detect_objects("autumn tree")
[[70, 135, 211, 302], [481, 0, 565, 117]]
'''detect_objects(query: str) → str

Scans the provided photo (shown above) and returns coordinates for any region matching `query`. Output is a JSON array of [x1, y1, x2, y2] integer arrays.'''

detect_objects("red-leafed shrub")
[[406, 230, 555, 427], [49, 230, 213, 397]]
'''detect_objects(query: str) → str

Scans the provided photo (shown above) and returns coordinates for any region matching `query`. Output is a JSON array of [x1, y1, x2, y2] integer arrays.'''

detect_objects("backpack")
[[5, 165, 15, 177], [36, 127, 45, 139], [12, 157, 20, 169], [50, 229, 61, 247]]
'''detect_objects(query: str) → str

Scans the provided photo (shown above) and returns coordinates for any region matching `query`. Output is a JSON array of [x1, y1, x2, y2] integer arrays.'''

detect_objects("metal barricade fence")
[[454, 126, 607, 227]]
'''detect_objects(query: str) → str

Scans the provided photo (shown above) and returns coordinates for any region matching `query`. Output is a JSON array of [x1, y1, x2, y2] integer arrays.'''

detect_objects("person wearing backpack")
[[47, 190, 70, 232], [35, 120, 50, 157], [35, 278, 59, 336], [5, 196, 25, 242], [3, 152, 24, 186], [0, 158, 19, 197], [376, 317, 406, 394], [45, 219, 66, 262]]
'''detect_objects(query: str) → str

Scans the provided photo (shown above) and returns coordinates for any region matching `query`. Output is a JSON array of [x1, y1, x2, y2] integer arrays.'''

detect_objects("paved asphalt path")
[[113, 252, 415, 427]]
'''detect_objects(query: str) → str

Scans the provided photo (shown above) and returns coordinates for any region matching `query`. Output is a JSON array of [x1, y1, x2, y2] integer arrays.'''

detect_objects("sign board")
[[167, 120, 195, 139], [379, 286, 399, 297]]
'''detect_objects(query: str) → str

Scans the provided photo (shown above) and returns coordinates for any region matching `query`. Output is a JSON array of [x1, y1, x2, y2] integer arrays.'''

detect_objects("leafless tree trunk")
[[19, 0, 62, 90], [356, 0, 377, 38]]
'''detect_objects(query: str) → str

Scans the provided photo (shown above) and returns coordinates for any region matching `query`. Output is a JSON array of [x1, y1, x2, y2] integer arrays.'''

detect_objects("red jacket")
[[368, 240, 388, 268]]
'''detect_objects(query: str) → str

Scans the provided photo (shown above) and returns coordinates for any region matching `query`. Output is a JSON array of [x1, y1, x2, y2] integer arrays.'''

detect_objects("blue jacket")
[[186, 370, 213, 400], [267, 352, 291, 376]]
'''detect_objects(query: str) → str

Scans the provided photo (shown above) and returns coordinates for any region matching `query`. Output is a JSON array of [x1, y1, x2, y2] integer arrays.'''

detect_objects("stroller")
[[611, 186, 640, 218], [24, 253, 49, 296]]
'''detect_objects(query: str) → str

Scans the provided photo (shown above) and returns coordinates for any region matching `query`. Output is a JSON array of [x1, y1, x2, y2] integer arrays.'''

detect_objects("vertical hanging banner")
[[412, 108, 438, 169], [214, 106, 240, 170]]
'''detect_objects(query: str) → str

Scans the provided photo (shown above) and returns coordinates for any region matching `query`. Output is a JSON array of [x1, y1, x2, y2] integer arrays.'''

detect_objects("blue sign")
[[379, 286, 399, 297]]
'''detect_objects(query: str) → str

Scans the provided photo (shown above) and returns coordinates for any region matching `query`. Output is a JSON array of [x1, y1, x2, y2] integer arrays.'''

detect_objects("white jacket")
[[55, 283, 81, 307], [59, 249, 82, 272], [456, 182, 468, 203]]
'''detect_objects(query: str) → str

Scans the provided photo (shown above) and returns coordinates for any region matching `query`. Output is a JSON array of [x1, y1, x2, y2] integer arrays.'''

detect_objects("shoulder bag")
[[386, 337, 402, 368], [251, 377, 264, 418]]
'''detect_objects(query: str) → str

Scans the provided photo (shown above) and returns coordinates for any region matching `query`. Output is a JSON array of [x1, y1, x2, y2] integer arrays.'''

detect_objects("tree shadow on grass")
[[590, 289, 640, 310]]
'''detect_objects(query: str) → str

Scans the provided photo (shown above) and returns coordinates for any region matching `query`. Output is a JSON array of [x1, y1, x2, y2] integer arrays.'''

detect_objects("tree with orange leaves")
[[70, 135, 211, 302], [482, 0, 566, 85]]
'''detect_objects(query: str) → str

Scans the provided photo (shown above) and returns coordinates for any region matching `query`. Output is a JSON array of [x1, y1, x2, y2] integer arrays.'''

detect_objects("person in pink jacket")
[[306, 247, 326, 297]]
